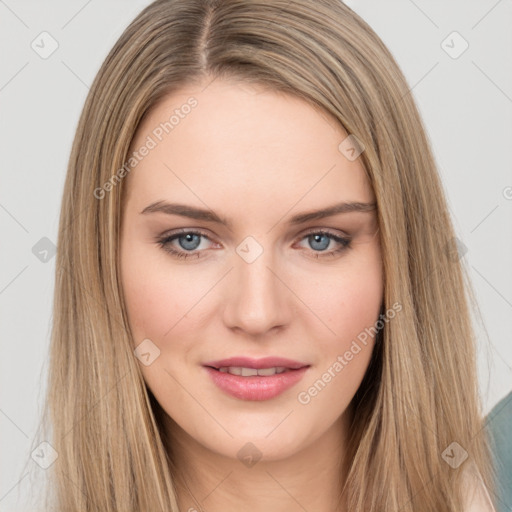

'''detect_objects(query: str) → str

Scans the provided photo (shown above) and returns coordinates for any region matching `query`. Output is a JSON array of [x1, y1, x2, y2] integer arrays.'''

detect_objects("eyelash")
[[156, 229, 352, 261]]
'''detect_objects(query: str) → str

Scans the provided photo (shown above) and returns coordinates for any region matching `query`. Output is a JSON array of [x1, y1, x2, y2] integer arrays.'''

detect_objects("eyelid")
[[297, 226, 351, 239], [158, 227, 214, 240]]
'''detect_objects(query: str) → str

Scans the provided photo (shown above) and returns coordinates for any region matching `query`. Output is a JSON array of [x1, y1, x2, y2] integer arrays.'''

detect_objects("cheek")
[[120, 237, 207, 344], [293, 244, 383, 404], [297, 246, 383, 347], [295, 263, 382, 415]]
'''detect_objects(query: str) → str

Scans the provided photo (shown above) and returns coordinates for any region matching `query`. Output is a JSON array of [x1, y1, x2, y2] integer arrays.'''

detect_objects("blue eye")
[[156, 229, 352, 260], [174, 232, 202, 251], [157, 230, 210, 260], [298, 230, 352, 259]]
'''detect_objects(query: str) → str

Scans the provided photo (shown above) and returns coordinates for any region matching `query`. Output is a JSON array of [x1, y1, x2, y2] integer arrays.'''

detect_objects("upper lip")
[[203, 357, 309, 370]]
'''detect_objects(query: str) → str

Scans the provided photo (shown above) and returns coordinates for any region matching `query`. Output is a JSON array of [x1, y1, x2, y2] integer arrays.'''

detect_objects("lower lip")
[[204, 366, 309, 401]]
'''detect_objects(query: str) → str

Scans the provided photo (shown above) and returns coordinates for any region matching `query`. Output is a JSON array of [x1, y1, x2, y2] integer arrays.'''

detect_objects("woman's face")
[[120, 78, 383, 462]]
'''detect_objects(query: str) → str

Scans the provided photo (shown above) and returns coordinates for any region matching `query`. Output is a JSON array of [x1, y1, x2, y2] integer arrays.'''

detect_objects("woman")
[[39, 0, 496, 510]]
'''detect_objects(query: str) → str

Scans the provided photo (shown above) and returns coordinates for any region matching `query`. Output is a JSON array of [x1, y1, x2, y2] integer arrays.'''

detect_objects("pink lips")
[[203, 357, 310, 401]]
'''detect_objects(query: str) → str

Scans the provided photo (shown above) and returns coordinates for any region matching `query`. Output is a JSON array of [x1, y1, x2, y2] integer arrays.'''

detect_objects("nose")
[[222, 245, 291, 337]]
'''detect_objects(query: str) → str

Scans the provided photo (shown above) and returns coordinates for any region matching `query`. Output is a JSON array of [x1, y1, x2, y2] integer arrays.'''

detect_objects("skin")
[[120, 77, 383, 512]]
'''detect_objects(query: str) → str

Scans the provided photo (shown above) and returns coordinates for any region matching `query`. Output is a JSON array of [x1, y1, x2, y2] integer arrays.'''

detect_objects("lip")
[[203, 357, 310, 401], [203, 356, 308, 370]]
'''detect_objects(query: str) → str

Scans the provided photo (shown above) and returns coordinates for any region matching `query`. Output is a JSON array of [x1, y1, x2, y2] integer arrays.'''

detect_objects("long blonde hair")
[[36, 0, 494, 509]]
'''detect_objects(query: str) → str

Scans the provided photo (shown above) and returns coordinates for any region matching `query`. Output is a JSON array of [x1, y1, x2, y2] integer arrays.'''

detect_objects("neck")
[[161, 408, 353, 512]]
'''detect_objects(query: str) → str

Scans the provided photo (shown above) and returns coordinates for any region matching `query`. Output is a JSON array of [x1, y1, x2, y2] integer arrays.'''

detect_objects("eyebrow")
[[140, 200, 376, 228]]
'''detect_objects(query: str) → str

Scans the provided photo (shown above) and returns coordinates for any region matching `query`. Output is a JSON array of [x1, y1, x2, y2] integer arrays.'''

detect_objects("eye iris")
[[179, 233, 201, 251], [309, 234, 330, 251]]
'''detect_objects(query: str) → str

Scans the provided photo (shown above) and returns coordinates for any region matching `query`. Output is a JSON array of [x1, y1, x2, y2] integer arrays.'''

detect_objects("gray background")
[[1, 0, 511, 510]]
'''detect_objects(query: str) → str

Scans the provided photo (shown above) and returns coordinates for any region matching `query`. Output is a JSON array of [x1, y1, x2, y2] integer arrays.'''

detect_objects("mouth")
[[202, 357, 310, 401], [213, 366, 293, 376], [204, 356, 308, 371]]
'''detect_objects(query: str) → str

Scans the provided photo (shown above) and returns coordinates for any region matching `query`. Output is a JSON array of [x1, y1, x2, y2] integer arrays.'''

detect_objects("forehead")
[[124, 79, 374, 219]]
